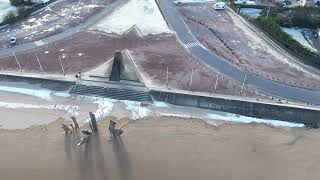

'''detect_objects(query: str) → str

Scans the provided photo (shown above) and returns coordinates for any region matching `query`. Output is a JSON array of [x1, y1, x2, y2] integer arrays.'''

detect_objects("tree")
[[9, 0, 24, 6], [2, 10, 17, 25], [24, 0, 33, 6], [255, 16, 320, 64], [17, 6, 29, 18]]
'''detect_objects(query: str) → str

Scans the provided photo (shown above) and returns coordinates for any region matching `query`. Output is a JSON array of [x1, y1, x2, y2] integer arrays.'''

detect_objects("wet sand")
[[0, 90, 99, 129], [0, 116, 320, 180]]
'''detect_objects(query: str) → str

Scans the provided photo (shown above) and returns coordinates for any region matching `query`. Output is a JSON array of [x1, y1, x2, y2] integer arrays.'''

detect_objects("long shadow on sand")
[[80, 133, 109, 180], [111, 135, 131, 180], [64, 132, 109, 180]]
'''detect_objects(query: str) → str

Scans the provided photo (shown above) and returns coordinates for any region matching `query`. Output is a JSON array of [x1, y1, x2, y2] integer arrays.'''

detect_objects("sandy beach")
[[0, 90, 99, 129], [0, 0, 319, 178], [0, 116, 319, 180], [0, 87, 318, 180]]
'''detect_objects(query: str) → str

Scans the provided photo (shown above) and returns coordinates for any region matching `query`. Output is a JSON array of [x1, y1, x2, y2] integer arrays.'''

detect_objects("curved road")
[[158, 0, 320, 105]]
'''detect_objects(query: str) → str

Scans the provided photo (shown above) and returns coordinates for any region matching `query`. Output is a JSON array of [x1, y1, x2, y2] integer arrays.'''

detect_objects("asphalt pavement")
[[158, 0, 320, 105]]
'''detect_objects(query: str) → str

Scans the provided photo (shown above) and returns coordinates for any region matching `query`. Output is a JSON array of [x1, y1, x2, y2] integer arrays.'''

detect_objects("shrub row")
[[255, 16, 320, 65], [276, 7, 320, 29]]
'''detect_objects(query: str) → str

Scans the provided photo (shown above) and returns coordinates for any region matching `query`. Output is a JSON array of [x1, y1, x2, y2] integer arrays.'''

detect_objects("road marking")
[[185, 42, 199, 48], [34, 40, 46, 46]]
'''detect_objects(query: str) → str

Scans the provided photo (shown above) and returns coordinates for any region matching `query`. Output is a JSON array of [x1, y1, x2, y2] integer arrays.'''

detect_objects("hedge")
[[255, 16, 320, 65], [278, 7, 320, 29]]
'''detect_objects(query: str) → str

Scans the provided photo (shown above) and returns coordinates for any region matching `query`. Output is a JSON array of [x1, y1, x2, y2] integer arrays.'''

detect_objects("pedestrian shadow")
[[64, 133, 81, 163], [79, 135, 94, 180], [64, 133, 82, 179], [91, 132, 109, 180], [64, 133, 73, 162], [78, 132, 109, 180], [111, 135, 131, 180]]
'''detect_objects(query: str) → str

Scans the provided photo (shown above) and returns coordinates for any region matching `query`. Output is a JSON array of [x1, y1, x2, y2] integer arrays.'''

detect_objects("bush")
[[0, 0, 55, 26], [9, 0, 24, 6], [2, 10, 17, 25], [275, 7, 320, 28], [17, 6, 29, 19], [23, 0, 33, 6], [256, 16, 320, 65], [0, 2, 48, 26]]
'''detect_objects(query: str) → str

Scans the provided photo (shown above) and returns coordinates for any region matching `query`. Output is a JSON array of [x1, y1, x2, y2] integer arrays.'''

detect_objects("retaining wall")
[[150, 90, 320, 127], [0, 74, 74, 91]]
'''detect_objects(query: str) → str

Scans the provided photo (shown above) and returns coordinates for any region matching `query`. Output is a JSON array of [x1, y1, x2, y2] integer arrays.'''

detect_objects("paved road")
[[0, 0, 128, 57], [158, 0, 320, 105]]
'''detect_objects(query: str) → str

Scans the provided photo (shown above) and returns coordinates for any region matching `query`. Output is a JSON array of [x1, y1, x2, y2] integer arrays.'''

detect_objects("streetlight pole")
[[166, 66, 169, 88], [240, 74, 247, 94], [190, 68, 194, 90], [214, 72, 220, 91]]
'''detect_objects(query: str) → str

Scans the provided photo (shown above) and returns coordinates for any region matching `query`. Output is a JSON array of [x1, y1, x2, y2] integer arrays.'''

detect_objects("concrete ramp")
[[85, 50, 143, 85], [87, 58, 114, 79]]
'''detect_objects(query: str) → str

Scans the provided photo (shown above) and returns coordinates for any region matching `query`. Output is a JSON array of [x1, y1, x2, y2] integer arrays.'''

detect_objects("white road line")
[[34, 40, 46, 47], [185, 42, 199, 48]]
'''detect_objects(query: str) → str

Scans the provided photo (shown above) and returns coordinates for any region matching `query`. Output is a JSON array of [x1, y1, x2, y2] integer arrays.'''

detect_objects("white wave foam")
[[0, 101, 79, 116], [0, 85, 70, 99], [123, 100, 150, 120], [93, 98, 115, 119], [206, 113, 304, 128]]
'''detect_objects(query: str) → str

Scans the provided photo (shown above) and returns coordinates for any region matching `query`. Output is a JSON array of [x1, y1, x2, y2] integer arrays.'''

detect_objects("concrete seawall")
[[0, 74, 74, 91], [150, 90, 320, 127], [1, 73, 319, 127]]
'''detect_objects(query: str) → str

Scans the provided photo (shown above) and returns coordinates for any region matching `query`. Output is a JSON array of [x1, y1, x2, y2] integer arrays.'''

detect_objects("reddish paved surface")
[[0, 30, 263, 98], [0, 31, 146, 73], [129, 35, 261, 97]]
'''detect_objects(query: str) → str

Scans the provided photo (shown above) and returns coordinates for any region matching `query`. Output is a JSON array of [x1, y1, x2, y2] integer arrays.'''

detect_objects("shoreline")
[[0, 89, 315, 180], [0, 88, 305, 130]]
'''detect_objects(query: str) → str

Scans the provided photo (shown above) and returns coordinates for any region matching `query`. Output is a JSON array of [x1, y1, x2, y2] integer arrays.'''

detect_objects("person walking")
[[75, 74, 79, 84], [109, 120, 116, 136], [78, 72, 82, 81]]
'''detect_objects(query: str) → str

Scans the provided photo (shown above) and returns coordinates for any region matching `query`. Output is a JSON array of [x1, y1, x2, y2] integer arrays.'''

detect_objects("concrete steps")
[[69, 84, 152, 102]]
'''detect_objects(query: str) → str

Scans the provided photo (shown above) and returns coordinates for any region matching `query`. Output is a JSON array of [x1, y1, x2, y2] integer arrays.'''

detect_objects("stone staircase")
[[69, 84, 152, 102]]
